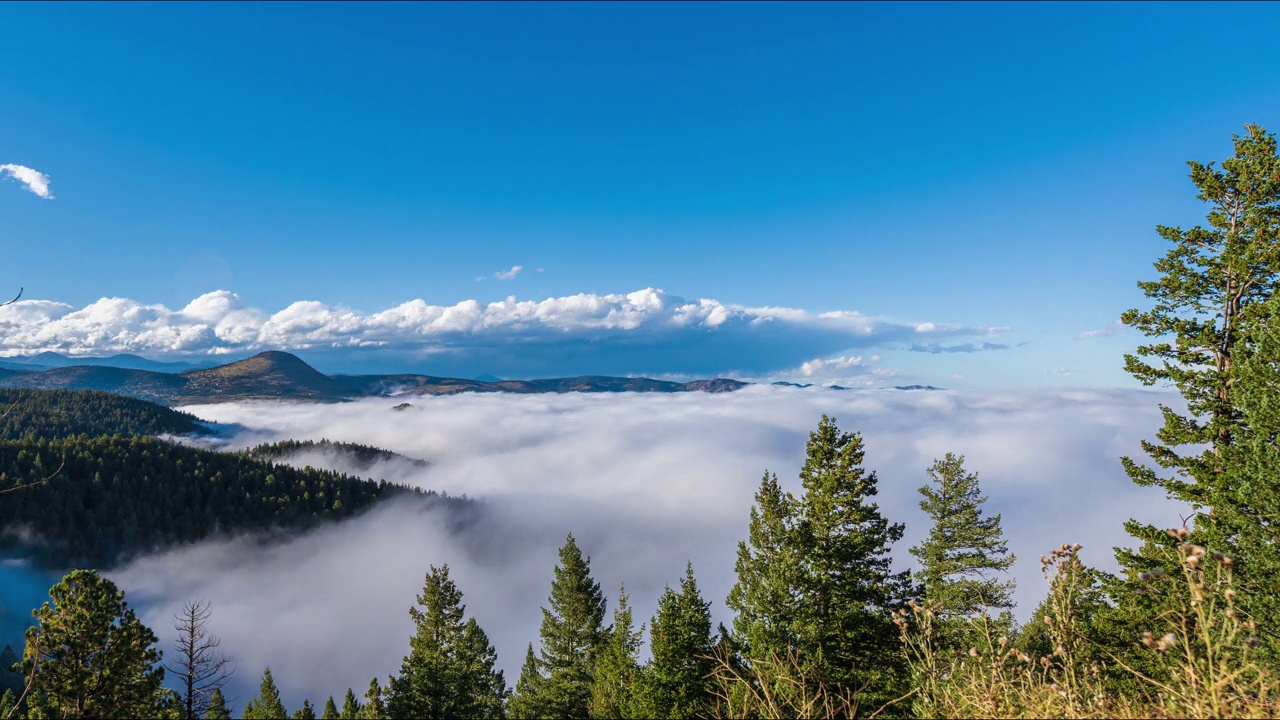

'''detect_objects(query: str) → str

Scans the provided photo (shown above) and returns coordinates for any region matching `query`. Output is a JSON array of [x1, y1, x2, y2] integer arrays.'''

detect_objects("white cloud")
[[494, 265, 523, 281], [1046, 368, 1077, 375], [0, 289, 1005, 378], [0, 164, 54, 199], [1077, 320, 1123, 339], [90, 387, 1182, 708]]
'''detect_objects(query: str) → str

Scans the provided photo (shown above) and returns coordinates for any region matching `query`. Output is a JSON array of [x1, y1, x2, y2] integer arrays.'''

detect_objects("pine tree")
[[354, 678, 384, 719], [588, 587, 643, 719], [292, 699, 317, 719], [387, 564, 506, 719], [242, 667, 288, 719], [204, 688, 232, 720], [0, 689, 15, 719], [1109, 123, 1280, 675], [21, 569, 166, 718], [339, 688, 360, 719], [909, 453, 1015, 647], [791, 416, 915, 706], [635, 563, 715, 719], [727, 417, 914, 712], [321, 696, 339, 720], [508, 644, 544, 720], [726, 471, 799, 664], [533, 533, 607, 718]]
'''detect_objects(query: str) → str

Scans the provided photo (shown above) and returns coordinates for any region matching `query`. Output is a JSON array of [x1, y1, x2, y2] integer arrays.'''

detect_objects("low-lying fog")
[[108, 386, 1181, 708]]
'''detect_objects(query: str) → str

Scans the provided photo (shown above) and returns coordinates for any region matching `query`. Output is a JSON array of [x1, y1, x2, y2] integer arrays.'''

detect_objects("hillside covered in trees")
[[0, 388, 206, 440]]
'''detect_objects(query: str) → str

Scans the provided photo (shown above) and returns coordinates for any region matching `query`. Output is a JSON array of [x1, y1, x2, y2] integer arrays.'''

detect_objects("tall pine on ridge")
[[633, 563, 716, 719], [587, 587, 643, 719]]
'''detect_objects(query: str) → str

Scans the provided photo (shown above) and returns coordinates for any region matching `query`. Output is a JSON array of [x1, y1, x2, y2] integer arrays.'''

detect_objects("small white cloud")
[[495, 265, 523, 281], [1046, 368, 1077, 375], [1077, 321, 1123, 340], [798, 354, 877, 377], [0, 164, 54, 199], [535, 268, 545, 273]]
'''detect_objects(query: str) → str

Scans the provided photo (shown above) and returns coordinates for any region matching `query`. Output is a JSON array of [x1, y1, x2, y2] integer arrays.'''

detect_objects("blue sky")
[[1, 2, 1278, 386]]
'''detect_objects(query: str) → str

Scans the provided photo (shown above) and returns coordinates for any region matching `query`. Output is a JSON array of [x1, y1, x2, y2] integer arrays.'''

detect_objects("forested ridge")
[[0, 436, 446, 568], [4, 126, 1280, 719], [245, 439, 430, 472], [0, 388, 205, 440]]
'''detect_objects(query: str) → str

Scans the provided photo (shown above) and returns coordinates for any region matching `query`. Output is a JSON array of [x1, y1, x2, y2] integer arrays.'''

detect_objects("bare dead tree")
[[165, 600, 234, 720]]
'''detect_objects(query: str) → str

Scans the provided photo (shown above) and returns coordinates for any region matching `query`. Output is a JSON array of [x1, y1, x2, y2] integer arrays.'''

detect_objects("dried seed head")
[[1071, 543, 1082, 552], [968, 647, 979, 657], [1155, 633, 1178, 652], [1212, 551, 1225, 563], [1225, 589, 1237, 602], [1140, 631, 1155, 648], [1187, 555, 1201, 570], [1246, 636, 1261, 648], [1138, 572, 1153, 582], [1222, 556, 1235, 567], [1044, 615, 1054, 627], [998, 636, 1009, 648], [1227, 609, 1239, 620]]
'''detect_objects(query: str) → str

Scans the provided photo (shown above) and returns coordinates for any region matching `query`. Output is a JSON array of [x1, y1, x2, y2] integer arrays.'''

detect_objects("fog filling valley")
[[102, 386, 1182, 708]]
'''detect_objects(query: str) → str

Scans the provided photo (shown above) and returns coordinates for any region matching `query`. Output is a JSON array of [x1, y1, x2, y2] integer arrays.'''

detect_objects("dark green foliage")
[[508, 644, 543, 720], [0, 435, 448, 568], [634, 563, 715, 719], [910, 453, 1015, 647], [727, 416, 915, 712], [0, 388, 204, 440], [386, 564, 506, 719], [245, 439, 429, 474], [1112, 124, 1280, 679], [1216, 296, 1280, 661], [242, 667, 288, 719], [293, 699, 317, 719], [726, 471, 798, 664], [355, 678, 385, 719], [321, 696, 339, 720], [21, 569, 165, 718], [339, 688, 360, 719], [1, 688, 15, 719], [529, 534, 607, 719], [588, 588, 642, 719], [205, 688, 232, 720]]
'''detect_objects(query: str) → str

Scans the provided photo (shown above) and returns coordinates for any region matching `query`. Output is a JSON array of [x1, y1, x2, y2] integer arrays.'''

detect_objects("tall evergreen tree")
[[507, 644, 544, 720], [354, 678, 384, 720], [726, 471, 798, 663], [634, 563, 716, 719], [339, 688, 360, 719], [204, 688, 232, 720], [909, 453, 1015, 646], [321, 696, 339, 720], [587, 587, 642, 719], [387, 564, 506, 719], [727, 417, 914, 713], [21, 569, 165, 718], [242, 668, 288, 720], [292, 699, 317, 720], [532, 533, 607, 718], [1109, 123, 1280, 671], [791, 416, 914, 707]]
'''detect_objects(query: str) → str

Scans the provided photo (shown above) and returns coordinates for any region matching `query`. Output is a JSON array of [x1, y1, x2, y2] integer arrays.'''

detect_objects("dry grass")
[[893, 536, 1280, 719]]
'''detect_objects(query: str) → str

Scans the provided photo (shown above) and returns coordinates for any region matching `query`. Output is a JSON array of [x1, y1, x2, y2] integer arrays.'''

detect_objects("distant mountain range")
[[0, 351, 750, 405]]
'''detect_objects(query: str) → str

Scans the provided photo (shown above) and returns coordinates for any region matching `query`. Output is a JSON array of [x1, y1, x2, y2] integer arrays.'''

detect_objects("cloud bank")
[[0, 289, 1006, 378], [0, 164, 53, 199], [99, 387, 1181, 709]]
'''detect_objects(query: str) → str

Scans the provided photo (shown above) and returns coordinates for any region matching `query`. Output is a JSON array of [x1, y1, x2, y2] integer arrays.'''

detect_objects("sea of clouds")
[[103, 386, 1183, 709]]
